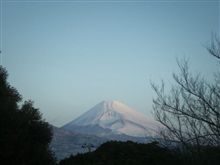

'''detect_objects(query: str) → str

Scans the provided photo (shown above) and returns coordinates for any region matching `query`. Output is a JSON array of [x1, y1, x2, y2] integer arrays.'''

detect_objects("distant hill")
[[50, 126, 106, 160], [59, 141, 220, 165], [59, 141, 178, 165]]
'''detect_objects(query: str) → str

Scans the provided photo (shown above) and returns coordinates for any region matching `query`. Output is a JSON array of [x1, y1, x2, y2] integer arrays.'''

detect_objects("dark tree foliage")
[[0, 66, 56, 165], [59, 141, 220, 165], [59, 141, 179, 165]]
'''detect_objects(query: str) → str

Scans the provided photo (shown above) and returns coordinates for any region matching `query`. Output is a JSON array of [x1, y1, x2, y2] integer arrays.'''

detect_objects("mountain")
[[51, 101, 160, 160], [62, 100, 159, 137]]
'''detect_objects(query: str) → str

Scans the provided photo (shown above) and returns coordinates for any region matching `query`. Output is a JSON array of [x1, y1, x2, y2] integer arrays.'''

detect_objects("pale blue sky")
[[0, 0, 219, 126]]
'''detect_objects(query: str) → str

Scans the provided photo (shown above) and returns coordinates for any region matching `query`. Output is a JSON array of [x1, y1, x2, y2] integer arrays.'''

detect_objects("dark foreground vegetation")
[[0, 66, 56, 165], [59, 140, 220, 165]]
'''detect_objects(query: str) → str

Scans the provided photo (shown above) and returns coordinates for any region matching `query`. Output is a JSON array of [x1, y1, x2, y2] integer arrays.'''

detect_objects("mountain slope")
[[51, 126, 107, 160], [62, 100, 159, 137]]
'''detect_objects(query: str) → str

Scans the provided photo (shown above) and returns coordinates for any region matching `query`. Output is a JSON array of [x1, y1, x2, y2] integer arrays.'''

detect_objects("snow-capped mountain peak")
[[62, 100, 159, 137]]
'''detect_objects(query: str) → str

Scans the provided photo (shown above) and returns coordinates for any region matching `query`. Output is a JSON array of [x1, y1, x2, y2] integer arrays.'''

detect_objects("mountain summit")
[[62, 100, 159, 137]]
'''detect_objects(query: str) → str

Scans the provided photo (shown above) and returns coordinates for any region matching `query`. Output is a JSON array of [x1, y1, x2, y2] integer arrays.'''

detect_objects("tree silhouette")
[[151, 37, 220, 152], [59, 141, 179, 165], [82, 143, 95, 152], [0, 66, 56, 165]]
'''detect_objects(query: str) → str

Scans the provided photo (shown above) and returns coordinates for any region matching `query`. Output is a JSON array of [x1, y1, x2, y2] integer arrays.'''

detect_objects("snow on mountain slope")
[[62, 101, 160, 137]]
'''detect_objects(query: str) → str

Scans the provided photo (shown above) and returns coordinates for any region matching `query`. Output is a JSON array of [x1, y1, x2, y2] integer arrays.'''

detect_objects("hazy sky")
[[0, 0, 219, 126]]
